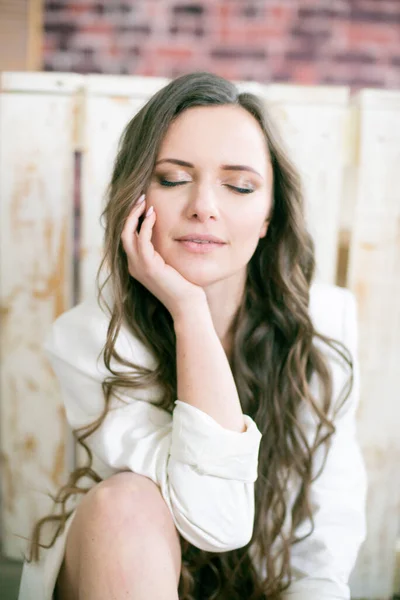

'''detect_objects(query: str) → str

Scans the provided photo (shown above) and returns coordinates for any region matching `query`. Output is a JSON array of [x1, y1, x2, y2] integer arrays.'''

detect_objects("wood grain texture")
[[0, 72, 82, 558], [347, 89, 400, 599], [26, 0, 44, 71], [0, 0, 28, 71]]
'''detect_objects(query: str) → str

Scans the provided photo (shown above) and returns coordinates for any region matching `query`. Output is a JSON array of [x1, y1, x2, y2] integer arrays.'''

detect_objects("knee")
[[59, 473, 182, 595], [81, 471, 176, 537]]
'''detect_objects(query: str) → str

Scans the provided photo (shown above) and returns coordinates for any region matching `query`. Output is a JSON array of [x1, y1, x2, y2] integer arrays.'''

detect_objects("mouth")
[[176, 239, 226, 253], [176, 235, 226, 244]]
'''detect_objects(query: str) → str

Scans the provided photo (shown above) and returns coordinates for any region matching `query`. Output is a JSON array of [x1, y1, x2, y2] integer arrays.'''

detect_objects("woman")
[[19, 72, 367, 600]]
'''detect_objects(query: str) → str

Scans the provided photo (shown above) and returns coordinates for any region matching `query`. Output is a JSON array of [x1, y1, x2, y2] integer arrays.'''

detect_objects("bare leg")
[[56, 472, 182, 600]]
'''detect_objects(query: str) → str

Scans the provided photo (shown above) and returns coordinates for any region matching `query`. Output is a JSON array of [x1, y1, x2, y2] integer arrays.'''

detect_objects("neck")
[[204, 272, 246, 357]]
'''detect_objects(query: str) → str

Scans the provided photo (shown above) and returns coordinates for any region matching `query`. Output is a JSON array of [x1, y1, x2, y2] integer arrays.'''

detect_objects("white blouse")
[[18, 282, 367, 600]]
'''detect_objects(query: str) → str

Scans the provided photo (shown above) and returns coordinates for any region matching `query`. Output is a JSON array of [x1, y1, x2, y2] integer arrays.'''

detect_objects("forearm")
[[173, 303, 245, 433]]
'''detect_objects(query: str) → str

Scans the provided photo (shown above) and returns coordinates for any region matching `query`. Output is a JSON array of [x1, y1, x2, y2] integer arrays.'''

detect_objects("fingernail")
[[146, 205, 154, 217], [138, 194, 146, 204]]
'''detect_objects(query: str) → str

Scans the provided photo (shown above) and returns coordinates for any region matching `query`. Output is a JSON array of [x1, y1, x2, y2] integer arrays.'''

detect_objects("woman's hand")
[[121, 195, 207, 320]]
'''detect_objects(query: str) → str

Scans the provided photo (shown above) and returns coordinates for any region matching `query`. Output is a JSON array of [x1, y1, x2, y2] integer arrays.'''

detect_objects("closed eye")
[[225, 184, 254, 194], [159, 179, 188, 187], [159, 179, 254, 194]]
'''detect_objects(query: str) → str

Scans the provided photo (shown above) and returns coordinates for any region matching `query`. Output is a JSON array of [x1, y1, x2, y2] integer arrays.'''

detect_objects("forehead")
[[158, 105, 269, 176]]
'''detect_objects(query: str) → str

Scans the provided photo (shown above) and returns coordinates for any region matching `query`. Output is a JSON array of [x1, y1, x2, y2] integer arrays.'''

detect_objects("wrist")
[[172, 297, 212, 330]]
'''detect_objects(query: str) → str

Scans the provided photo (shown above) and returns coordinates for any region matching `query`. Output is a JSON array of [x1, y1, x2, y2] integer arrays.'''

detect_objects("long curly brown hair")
[[27, 72, 352, 599]]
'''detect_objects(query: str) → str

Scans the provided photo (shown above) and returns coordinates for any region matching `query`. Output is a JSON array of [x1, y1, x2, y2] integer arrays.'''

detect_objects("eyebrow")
[[155, 158, 263, 179]]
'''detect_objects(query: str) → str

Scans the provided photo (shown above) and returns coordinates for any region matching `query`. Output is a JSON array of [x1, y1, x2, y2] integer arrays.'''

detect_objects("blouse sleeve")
[[282, 290, 367, 600], [43, 298, 262, 554]]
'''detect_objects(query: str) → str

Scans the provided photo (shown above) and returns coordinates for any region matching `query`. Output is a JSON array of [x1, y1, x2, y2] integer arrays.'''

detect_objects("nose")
[[185, 181, 218, 223]]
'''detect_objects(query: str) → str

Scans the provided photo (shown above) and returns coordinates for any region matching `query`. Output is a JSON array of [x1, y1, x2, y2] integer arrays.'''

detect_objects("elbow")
[[173, 509, 255, 553], [217, 517, 254, 552], [166, 460, 257, 552], [169, 480, 256, 552], [215, 498, 256, 551]]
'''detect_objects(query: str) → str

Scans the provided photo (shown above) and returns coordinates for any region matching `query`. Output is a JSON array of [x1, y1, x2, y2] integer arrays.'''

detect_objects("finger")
[[121, 195, 146, 254], [137, 205, 156, 263]]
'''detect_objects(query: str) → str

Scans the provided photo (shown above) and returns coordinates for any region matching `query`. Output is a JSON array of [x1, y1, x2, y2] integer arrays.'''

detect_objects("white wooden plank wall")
[[0, 72, 81, 558], [347, 90, 400, 599], [0, 74, 399, 598]]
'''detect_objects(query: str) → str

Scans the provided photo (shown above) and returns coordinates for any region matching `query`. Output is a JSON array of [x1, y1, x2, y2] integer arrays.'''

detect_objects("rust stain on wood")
[[50, 405, 67, 485], [43, 358, 56, 379], [22, 434, 38, 457], [361, 242, 376, 251], [8, 376, 19, 434], [355, 279, 368, 311], [0, 286, 24, 331], [51, 440, 66, 486], [111, 96, 131, 105], [10, 162, 40, 232], [26, 378, 39, 392], [9, 158, 70, 319], [32, 215, 68, 319], [0, 452, 15, 512], [0, 303, 11, 326]]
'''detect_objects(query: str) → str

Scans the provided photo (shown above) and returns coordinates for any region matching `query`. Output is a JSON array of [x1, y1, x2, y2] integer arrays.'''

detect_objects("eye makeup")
[[152, 169, 258, 194], [159, 179, 187, 187], [225, 184, 255, 194], [154, 170, 191, 187]]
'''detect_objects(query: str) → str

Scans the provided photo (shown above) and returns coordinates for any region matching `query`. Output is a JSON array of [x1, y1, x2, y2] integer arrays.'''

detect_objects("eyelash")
[[159, 179, 254, 195]]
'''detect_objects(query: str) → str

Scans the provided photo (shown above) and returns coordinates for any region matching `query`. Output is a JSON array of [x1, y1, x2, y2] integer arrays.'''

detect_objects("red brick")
[[270, 6, 295, 22], [349, 23, 399, 47], [292, 64, 319, 85], [42, 0, 400, 90], [156, 47, 194, 60], [69, 3, 93, 16], [82, 24, 113, 35]]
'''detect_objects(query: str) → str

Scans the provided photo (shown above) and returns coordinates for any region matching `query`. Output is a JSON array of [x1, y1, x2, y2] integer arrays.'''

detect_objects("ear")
[[259, 219, 269, 239]]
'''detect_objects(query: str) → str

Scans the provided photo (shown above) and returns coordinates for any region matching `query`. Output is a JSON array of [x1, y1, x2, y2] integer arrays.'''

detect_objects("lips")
[[186, 240, 215, 244], [176, 234, 226, 244], [176, 239, 226, 254]]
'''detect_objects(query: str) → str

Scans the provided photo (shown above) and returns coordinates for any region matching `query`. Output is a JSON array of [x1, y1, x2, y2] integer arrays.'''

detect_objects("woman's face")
[[145, 105, 273, 289]]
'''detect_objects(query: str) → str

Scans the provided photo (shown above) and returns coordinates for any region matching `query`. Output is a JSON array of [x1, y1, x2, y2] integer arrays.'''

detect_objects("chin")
[[173, 261, 224, 289]]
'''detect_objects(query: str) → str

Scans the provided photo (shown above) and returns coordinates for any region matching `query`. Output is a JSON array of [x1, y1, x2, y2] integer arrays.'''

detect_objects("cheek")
[[227, 217, 265, 266], [236, 215, 265, 246], [149, 204, 174, 253], [150, 218, 164, 252]]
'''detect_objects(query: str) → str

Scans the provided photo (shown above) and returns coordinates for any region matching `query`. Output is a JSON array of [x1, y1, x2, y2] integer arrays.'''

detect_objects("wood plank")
[[26, 0, 44, 71], [79, 75, 168, 301], [0, 71, 84, 94], [347, 89, 400, 599], [0, 73, 82, 558], [0, 0, 28, 72], [239, 82, 350, 285]]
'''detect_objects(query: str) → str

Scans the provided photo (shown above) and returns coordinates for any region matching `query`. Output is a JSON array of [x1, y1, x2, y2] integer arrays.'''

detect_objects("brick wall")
[[43, 0, 400, 89]]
